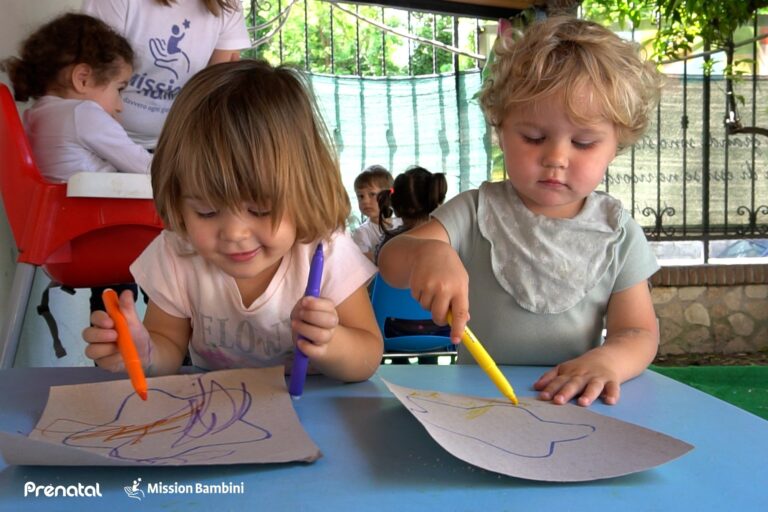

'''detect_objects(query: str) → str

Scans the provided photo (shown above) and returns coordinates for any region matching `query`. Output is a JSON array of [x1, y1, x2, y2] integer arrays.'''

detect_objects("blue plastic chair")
[[369, 274, 455, 356]]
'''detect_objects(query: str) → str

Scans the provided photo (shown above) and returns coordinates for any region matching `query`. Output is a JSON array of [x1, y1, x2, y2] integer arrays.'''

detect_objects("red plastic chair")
[[0, 84, 163, 368]]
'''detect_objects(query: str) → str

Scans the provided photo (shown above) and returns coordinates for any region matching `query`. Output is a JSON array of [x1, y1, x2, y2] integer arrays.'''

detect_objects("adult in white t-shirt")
[[82, 0, 251, 149]]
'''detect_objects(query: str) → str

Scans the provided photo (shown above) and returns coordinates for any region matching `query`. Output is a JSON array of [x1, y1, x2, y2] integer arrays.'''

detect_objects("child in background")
[[82, 0, 251, 150], [374, 166, 447, 264], [83, 60, 383, 381], [1, 13, 152, 182], [351, 165, 401, 261], [375, 166, 449, 364], [379, 16, 662, 406]]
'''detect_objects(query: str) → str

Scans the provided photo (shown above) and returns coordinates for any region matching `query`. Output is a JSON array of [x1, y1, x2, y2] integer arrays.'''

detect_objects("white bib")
[[477, 181, 624, 314]]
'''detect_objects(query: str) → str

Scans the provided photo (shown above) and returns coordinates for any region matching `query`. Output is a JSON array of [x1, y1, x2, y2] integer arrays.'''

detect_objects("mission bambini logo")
[[126, 477, 246, 500]]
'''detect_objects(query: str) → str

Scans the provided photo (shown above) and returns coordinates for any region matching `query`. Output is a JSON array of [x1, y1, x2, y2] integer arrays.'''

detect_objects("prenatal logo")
[[124, 478, 145, 501], [24, 481, 102, 498]]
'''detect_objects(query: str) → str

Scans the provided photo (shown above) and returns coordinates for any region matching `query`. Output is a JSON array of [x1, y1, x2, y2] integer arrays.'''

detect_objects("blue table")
[[0, 365, 766, 511]]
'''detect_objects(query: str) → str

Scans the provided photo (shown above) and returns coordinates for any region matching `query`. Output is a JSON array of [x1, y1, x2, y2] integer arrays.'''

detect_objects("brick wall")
[[650, 265, 768, 355]]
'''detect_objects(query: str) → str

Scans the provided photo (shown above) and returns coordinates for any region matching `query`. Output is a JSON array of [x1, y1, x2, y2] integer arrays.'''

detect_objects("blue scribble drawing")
[[36, 377, 271, 465], [148, 19, 191, 79], [405, 392, 596, 458]]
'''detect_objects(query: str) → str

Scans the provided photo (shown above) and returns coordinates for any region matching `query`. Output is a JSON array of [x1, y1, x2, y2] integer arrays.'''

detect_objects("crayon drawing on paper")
[[383, 379, 693, 481], [23, 367, 320, 466]]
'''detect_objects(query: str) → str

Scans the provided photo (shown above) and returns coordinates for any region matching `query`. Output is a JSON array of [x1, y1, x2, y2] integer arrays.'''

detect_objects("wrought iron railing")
[[244, 2, 768, 262], [604, 18, 768, 261]]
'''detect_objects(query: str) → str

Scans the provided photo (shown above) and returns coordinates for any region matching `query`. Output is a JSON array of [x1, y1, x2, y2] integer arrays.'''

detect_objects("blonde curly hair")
[[479, 16, 662, 152]]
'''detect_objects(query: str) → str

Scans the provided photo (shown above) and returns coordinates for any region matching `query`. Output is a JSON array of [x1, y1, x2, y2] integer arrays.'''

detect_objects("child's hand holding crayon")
[[289, 296, 339, 360], [393, 238, 470, 344], [83, 289, 152, 372]]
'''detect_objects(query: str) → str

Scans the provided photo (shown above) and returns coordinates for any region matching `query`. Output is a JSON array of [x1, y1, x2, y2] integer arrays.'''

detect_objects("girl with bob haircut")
[[379, 16, 663, 407], [84, 59, 383, 382]]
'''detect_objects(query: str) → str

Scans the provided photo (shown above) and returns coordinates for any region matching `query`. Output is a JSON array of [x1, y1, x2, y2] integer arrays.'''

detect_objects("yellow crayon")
[[447, 312, 518, 405]]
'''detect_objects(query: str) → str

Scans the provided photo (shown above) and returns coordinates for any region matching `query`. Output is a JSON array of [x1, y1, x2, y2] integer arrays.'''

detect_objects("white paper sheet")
[[1, 367, 320, 466], [384, 379, 693, 481]]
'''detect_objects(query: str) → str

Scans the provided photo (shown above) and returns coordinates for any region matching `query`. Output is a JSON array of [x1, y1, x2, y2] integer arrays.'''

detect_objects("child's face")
[[498, 93, 618, 219], [180, 195, 297, 288], [355, 185, 383, 223], [82, 59, 132, 118]]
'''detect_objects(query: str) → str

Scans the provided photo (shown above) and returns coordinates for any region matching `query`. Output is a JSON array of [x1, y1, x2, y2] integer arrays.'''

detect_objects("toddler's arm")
[[76, 104, 152, 174], [534, 281, 659, 406], [82, 290, 189, 375], [377, 219, 470, 343], [290, 286, 383, 382]]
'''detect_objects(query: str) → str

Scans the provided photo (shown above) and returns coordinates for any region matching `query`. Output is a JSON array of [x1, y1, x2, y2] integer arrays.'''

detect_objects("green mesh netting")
[[311, 71, 768, 237], [309, 70, 492, 226]]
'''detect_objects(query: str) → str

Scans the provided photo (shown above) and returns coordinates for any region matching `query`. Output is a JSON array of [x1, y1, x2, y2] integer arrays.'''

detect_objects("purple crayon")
[[288, 242, 324, 399]]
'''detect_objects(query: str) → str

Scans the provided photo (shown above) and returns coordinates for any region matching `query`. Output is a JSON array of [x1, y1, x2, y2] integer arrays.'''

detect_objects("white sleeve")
[[74, 102, 152, 174], [351, 222, 381, 254], [217, 5, 251, 50], [81, 0, 128, 31], [351, 226, 370, 253], [323, 232, 378, 304]]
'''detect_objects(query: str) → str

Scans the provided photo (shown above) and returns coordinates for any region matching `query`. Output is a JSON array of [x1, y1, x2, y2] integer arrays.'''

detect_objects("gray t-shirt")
[[432, 182, 659, 366]]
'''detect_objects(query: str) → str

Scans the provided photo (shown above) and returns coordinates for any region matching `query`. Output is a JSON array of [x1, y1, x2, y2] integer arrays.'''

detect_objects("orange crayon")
[[102, 289, 148, 401]]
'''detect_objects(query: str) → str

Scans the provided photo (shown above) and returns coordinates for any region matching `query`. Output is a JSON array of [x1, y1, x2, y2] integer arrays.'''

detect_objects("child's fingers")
[[82, 324, 118, 344], [427, 292, 449, 323], [537, 374, 618, 407], [116, 289, 142, 328], [533, 367, 557, 389], [292, 315, 337, 344], [84, 289, 143, 369], [295, 297, 337, 326], [84, 337, 119, 360], [295, 334, 327, 358], [599, 380, 621, 405], [447, 298, 470, 344], [535, 373, 575, 403], [576, 379, 606, 407], [291, 297, 338, 349], [419, 291, 438, 318], [93, 353, 125, 373], [575, 379, 620, 407], [109, 288, 153, 361], [83, 332, 122, 370], [293, 318, 335, 359], [291, 311, 339, 345], [88, 310, 115, 330], [82, 306, 121, 367]]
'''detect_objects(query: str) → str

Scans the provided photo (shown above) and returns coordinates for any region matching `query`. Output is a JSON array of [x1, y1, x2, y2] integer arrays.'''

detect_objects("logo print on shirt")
[[148, 19, 191, 80]]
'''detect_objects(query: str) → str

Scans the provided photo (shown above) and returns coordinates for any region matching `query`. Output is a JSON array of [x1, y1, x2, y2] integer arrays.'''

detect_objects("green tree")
[[582, 0, 768, 65], [243, 0, 480, 76]]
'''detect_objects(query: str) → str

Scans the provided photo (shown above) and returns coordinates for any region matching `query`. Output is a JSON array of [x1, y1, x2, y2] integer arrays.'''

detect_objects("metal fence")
[[605, 18, 768, 261], [245, 1, 768, 261]]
